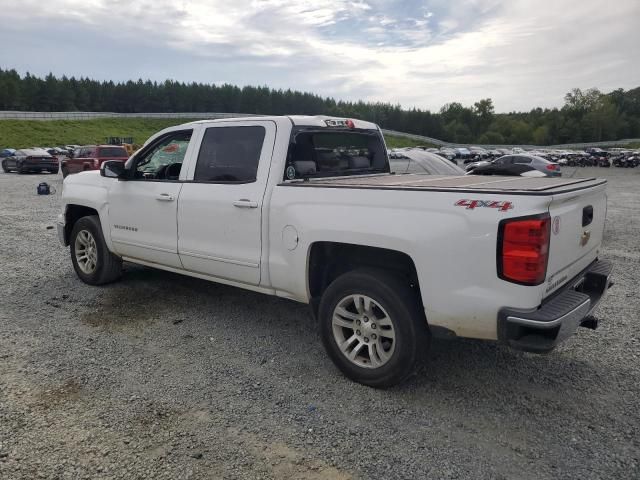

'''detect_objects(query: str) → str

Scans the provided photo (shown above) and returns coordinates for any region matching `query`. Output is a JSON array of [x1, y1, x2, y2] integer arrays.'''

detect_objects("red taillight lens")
[[498, 215, 550, 285], [546, 164, 558, 170]]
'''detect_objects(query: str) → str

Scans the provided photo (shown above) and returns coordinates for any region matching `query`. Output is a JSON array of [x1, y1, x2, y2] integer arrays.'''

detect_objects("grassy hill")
[[0, 118, 429, 149]]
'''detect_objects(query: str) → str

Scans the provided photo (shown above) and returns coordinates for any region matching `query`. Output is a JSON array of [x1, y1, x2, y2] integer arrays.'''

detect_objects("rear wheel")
[[70, 215, 122, 285], [61, 166, 69, 178], [318, 269, 429, 388]]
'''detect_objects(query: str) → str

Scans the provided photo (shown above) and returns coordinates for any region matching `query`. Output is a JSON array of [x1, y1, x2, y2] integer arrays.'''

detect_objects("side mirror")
[[101, 160, 127, 179]]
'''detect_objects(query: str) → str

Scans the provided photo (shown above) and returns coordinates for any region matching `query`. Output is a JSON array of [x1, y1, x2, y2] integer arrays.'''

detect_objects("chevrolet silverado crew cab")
[[57, 116, 613, 388]]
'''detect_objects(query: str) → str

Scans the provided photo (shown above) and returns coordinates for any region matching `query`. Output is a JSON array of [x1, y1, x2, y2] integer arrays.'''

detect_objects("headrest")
[[294, 161, 316, 176]]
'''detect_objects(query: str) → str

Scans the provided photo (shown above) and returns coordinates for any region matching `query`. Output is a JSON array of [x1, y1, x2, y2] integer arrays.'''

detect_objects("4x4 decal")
[[455, 199, 514, 211]]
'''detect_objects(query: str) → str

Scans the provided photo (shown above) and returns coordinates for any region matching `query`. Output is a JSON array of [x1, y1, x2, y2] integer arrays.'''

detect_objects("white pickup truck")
[[57, 116, 613, 387]]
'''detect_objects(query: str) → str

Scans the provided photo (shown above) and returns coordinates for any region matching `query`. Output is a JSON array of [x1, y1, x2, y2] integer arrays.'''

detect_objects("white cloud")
[[0, 0, 638, 112]]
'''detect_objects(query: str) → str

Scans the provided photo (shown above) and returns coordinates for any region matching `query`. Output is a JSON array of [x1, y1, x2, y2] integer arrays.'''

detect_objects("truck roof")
[[183, 115, 379, 130], [281, 174, 607, 196]]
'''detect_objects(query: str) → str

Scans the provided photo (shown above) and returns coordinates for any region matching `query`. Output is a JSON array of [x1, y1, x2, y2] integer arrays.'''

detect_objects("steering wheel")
[[155, 163, 182, 180], [165, 163, 181, 180]]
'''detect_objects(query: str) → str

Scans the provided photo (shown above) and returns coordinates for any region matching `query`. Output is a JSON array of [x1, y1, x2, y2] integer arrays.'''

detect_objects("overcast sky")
[[1, 0, 638, 112]]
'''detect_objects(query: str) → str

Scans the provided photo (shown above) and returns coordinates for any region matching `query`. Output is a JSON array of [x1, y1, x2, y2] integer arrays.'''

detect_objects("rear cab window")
[[284, 128, 389, 180], [514, 156, 532, 164]]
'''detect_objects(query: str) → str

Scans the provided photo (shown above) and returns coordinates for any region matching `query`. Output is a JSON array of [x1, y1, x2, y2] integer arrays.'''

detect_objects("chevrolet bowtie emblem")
[[580, 230, 591, 247]]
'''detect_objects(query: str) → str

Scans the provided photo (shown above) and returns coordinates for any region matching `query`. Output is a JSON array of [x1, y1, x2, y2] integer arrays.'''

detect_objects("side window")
[[514, 156, 532, 164], [133, 130, 192, 181], [194, 126, 265, 183]]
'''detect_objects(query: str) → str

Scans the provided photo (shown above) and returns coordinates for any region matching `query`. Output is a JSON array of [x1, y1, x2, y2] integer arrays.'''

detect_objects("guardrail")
[[0, 111, 253, 121], [1, 111, 638, 148], [380, 129, 640, 149]]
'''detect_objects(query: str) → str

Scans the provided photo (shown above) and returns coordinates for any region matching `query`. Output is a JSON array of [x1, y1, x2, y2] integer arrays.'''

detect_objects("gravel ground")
[[0, 167, 639, 480]]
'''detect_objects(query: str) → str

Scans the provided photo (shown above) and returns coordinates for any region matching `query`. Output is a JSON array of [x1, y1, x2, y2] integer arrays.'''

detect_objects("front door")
[[178, 121, 276, 285], [107, 129, 196, 269]]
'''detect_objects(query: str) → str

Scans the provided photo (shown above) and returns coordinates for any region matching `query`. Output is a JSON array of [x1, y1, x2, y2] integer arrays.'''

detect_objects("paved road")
[[0, 167, 638, 479]]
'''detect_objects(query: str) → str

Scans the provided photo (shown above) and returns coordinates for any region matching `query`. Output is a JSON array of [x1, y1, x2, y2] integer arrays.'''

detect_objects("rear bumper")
[[23, 159, 59, 169], [498, 259, 613, 353]]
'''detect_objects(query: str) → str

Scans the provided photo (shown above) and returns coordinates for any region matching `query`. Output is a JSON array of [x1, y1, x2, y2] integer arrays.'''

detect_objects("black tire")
[[318, 268, 429, 388], [70, 215, 122, 285], [17, 163, 26, 174], [1, 160, 8, 173], [61, 166, 69, 178]]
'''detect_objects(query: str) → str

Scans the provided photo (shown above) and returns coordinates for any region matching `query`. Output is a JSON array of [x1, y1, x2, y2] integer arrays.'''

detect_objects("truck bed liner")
[[281, 174, 606, 195]]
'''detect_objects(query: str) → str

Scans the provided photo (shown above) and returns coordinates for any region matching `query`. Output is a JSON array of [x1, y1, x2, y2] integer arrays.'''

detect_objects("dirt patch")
[[32, 379, 82, 409]]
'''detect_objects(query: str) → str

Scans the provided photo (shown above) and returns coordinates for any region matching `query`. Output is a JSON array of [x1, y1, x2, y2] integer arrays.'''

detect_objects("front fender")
[[61, 172, 114, 251]]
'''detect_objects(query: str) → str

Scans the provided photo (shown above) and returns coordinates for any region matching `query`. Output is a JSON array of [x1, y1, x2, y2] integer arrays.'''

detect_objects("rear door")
[[71, 148, 89, 173], [544, 183, 608, 297], [177, 120, 276, 285], [66, 148, 82, 173]]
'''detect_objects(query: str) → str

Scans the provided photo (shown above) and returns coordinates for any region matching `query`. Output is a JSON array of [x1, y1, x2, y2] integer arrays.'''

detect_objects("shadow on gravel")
[[78, 263, 605, 401]]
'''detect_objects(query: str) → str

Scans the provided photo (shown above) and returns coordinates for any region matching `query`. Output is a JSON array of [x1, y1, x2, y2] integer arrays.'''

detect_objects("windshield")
[[285, 129, 389, 180]]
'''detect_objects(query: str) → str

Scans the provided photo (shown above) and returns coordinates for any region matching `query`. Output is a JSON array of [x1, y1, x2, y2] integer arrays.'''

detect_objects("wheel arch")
[[63, 204, 100, 245], [307, 242, 425, 319]]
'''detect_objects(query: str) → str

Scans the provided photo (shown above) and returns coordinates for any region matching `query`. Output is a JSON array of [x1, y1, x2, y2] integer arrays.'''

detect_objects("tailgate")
[[543, 182, 607, 297]]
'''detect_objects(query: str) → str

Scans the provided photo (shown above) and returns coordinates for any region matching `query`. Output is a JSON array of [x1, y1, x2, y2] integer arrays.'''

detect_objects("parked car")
[[438, 147, 457, 161], [454, 147, 472, 159], [464, 159, 493, 172], [1, 148, 59, 174], [469, 154, 561, 177], [47, 147, 68, 156], [587, 148, 607, 157], [61, 145, 129, 177], [469, 146, 490, 158], [1, 148, 16, 158], [57, 115, 611, 388]]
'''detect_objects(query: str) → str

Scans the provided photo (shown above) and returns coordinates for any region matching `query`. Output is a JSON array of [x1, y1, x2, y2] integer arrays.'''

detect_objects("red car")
[[61, 145, 129, 177]]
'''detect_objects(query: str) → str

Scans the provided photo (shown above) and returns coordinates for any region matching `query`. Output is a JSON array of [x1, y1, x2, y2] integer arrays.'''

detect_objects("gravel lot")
[[1, 167, 639, 480]]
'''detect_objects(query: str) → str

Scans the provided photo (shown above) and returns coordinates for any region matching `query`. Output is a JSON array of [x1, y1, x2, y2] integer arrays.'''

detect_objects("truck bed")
[[281, 174, 606, 196]]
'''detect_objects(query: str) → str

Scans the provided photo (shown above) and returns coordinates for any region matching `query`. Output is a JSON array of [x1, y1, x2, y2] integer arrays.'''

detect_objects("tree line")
[[0, 68, 638, 145]]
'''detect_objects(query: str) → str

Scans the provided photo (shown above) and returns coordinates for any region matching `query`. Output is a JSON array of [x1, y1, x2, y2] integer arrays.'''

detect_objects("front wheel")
[[70, 215, 122, 285], [1, 160, 8, 173], [318, 269, 429, 388]]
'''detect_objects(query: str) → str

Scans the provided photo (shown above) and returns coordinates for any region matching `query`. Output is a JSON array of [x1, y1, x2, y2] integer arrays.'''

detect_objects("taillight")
[[498, 214, 550, 285], [546, 164, 558, 170]]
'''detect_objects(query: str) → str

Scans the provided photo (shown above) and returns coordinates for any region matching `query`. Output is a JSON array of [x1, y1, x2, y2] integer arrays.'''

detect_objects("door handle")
[[156, 193, 175, 201], [233, 199, 258, 208]]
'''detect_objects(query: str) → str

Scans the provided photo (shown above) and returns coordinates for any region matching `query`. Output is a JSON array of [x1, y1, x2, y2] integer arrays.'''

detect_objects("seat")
[[348, 156, 371, 169]]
